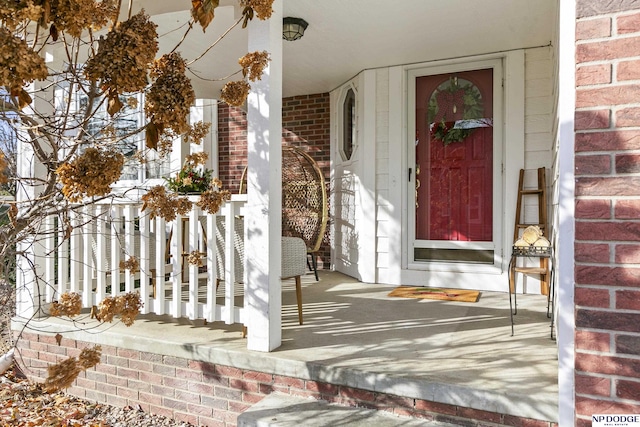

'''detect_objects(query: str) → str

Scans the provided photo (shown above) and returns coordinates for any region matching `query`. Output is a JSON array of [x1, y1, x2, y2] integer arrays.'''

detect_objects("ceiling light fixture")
[[283, 17, 308, 41]]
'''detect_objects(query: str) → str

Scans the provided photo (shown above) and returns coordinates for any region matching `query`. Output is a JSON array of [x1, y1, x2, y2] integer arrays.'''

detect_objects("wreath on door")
[[428, 77, 484, 145]]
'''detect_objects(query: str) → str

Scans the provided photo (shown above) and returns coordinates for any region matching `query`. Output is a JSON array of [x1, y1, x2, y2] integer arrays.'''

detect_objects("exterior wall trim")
[[557, 0, 576, 425]]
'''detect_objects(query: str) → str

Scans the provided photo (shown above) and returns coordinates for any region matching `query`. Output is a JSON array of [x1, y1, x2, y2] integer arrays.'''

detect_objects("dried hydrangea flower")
[[78, 345, 102, 369], [0, 28, 48, 95], [84, 10, 158, 95], [56, 147, 124, 202], [220, 80, 250, 107], [119, 257, 140, 274], [187, 251, 205, 266], [239, 51, 270, 82], [185, 121, 211, 145], [49, 0, 118, 38], [185, 152, 208, 166], [197, 181, 231, 215], [44, 357, 81, 392], [145, 52, 195, 136], [0, 152, 8, 184], [141, 185, 193, 221], [50, 292, 82, 317], [44, 345, 102, 392], [97, 292, 142, 327], [240, 0, 274, 20], [0, 1, 44, 30], [97, 295, 118, 323], [117, 292, 143, 327]]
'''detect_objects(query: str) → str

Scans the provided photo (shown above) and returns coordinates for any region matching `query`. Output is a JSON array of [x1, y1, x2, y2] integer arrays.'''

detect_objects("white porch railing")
[[39, 194, 247, 324]]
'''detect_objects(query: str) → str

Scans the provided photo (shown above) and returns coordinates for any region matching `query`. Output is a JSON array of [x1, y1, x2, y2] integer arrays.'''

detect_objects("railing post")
[[123, 205, 135, 294], [57, 218, 69, 299], [187, 202, 200, 320], [95, 205, 107, 304], [154, 216, 167, 315], [223, 201, 235, 325], [44, 215, 55, 303], [205, 212, 217, 322], [170, 214, 182, 318], [110, 206, 122, 296], [82, 206, 94, 307], [138, 208, 151, 314], [69, 210, 82, 294]]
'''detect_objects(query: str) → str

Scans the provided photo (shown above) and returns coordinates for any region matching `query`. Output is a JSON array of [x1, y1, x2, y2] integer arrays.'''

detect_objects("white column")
[[190, 99, 219, 176], [15, 137, 47, 318], [557, 0, 576, 424], [15, 82, 52, 319], [245, 0, 283, 352]]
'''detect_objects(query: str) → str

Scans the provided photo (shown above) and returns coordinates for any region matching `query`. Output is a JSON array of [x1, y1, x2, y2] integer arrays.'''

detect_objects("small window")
[[341, 88, 356, 161]]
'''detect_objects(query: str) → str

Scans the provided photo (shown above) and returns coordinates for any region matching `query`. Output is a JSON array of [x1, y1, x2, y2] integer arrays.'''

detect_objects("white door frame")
[[403, 51, 524, 277]]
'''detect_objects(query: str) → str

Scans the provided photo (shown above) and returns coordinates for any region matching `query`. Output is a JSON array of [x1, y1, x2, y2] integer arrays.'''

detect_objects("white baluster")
[[95, 205, 107, 304], [44, 215, 55, 303], [138, 209, 150, 314]]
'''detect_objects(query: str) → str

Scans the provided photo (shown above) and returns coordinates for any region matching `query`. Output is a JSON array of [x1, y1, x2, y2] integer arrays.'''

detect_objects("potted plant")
[[166, 153, 213, 194]]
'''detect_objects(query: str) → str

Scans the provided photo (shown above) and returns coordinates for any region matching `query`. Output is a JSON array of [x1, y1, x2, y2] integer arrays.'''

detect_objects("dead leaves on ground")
[[0, 374, 107, 426]]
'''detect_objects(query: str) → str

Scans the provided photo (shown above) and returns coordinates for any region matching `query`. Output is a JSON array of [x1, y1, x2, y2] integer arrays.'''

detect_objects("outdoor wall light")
[[283, 17, 308, 41]]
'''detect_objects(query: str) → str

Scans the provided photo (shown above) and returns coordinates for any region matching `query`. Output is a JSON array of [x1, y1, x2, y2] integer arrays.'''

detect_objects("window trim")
[[338, 83, 357, 162]]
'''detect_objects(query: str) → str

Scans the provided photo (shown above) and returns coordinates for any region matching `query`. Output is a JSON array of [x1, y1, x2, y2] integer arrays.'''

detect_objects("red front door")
[[415, 68, 493, 242]]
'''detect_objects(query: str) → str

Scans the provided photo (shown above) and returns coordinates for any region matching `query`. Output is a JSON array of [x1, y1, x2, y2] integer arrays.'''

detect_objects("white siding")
[[523, 47, 554, 226], [374, 69, 392, 272]]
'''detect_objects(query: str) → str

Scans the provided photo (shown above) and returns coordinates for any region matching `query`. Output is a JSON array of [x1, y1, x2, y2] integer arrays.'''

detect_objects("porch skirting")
[[14, 327, 557, 427]]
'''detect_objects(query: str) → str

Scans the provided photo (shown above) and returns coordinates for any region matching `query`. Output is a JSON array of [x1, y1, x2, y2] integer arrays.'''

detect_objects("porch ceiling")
[[151, 0, 556, 99]]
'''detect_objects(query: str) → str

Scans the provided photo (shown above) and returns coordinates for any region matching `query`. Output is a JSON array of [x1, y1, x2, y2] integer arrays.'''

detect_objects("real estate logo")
[[593, 415, 640, 427]]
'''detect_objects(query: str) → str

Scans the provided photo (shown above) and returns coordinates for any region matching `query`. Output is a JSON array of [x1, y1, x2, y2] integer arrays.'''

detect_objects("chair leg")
[[306, 256, 313, 274], [540, 257, 550, 296], [309, 253, 319, 281], [295, 276, 303, 325], [509, 261, 516, 294]]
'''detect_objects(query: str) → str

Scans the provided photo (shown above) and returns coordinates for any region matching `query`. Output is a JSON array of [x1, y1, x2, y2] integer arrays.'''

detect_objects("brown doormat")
[[387, 286, 481, 303]]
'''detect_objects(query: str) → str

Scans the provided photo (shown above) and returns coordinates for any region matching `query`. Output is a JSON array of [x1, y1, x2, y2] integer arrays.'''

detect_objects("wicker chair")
[[240, 146, 328, 281], [214, 215, 307, 325]]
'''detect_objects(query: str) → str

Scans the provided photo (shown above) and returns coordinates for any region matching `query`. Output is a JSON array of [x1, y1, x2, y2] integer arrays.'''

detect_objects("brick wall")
[[217, 104, 248, 195], [217, 93, 331, 269], [575, 2, 640, 424], [16, 332, 556, 427]]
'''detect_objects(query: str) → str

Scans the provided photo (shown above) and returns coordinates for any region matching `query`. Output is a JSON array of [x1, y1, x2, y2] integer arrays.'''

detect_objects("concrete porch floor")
[[142, 270, 556, 421], [275, 271, 558, 422], [27, 270, 558, 423]]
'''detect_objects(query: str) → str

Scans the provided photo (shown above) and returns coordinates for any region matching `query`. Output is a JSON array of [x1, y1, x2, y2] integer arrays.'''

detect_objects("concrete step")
[[237, 394, 461, 427]]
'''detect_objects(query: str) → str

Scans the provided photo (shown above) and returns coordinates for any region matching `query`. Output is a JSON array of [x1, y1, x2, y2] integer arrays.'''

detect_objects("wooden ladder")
[[510, 167, 550, 295]]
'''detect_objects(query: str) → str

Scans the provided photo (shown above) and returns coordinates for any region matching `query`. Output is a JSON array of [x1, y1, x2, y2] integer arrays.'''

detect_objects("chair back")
[[239, 147, 328, 254]]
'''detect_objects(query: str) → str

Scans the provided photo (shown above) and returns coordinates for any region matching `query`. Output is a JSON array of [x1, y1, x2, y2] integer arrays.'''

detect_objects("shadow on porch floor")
[[129, 270, 558, 422]]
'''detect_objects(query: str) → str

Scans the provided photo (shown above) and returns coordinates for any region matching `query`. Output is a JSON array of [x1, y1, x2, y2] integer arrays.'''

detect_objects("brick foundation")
[[15, 331, 555, 427]]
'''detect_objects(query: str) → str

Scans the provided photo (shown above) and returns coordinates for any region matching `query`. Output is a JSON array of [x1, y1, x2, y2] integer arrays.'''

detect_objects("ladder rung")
[[513, 267, 548, 275], [516, 224, 546, 228], [519, 189, 544, 195]]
